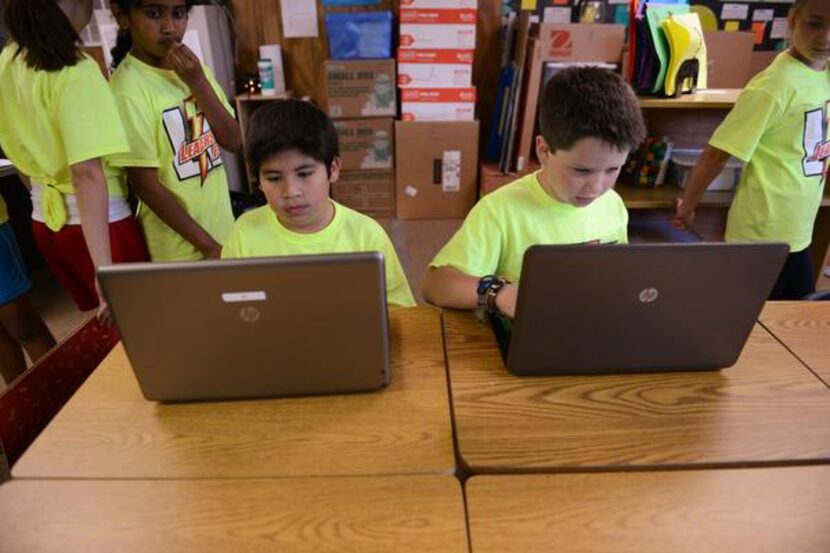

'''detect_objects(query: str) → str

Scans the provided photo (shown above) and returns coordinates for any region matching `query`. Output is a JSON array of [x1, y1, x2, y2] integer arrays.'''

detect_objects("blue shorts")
[[0, 222, 32, 306]]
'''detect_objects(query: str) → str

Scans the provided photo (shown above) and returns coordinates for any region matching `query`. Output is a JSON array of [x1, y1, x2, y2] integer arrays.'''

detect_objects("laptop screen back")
[[506, 242, 788, 375], [98, 253, 390, 402]]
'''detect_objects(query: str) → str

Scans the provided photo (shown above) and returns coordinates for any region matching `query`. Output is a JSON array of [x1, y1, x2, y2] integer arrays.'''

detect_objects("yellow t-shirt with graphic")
[[430, 172, 628, 282], [222, 202, 416, 308], [710, 52, 830, 252], [109, 54, 234, 261], [0, 44, 130, 230]]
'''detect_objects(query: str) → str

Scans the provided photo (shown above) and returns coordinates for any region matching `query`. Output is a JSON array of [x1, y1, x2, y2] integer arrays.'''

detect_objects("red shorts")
[[32, 216, 149, 311]]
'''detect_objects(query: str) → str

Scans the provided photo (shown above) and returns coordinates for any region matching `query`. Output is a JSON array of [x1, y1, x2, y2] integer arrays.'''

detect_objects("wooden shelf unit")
[[637, 88, 741, 109]]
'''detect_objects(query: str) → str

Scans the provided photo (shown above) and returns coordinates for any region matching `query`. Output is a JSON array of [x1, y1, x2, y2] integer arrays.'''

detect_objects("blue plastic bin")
[[325, 11, 393, 60]]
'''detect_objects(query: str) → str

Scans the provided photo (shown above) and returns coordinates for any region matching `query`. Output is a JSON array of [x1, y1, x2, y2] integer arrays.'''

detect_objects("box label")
[[442, 150, 461, 192]]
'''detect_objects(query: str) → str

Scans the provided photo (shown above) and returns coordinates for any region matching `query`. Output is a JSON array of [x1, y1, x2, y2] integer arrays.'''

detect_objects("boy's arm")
[[673, 145, 731, 229], [422, 266, 518, 318], [127, 167, 222, 259], [164, 43, 243, 153]]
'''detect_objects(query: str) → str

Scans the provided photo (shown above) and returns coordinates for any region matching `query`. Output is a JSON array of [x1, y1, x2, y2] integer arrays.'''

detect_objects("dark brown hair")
[[539, 66, 646, 153], [109, 0, 194, 70], [4, 0, 83, 71], [246, 99, 340, 178]]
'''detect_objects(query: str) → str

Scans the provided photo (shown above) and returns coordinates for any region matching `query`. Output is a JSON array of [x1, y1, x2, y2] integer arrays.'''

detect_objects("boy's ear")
[[535, 135, 551, 162], [329, 156, 342, 184]]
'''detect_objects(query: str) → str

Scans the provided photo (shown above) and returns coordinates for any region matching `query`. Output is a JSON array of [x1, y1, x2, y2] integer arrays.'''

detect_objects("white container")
[[258, 44, 286, 93], [400, 87, 476, 121], [672, 148, 744, 191], [258, 59, 276, 96]]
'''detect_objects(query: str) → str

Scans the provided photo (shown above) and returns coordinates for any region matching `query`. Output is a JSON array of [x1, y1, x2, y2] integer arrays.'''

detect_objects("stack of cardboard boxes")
[[324, 58, 397, 217], [395, 0, 480, 219]]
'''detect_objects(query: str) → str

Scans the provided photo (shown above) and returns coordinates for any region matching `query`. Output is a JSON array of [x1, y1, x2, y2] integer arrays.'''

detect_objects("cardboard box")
[[400, 0, 477, 8], [400, 88, 476, 121], [399, 9, 477, 25], [395, 120, 479, 219], [332, 170, 395, 218], [704, 31, 755, 88], [324, 59, 397, 119], [397, 49, 474, 88], [333, 118, 394, 171], [515, 25, 625, 171], [399, 23, 476, 50]]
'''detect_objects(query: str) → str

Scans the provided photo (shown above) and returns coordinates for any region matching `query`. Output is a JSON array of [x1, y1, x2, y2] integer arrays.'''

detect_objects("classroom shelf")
[[637, 89, 741, 109]]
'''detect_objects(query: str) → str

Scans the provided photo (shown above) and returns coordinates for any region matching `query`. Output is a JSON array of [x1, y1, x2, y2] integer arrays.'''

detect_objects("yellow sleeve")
[[108, 92, 160, 168], [380, 240, 416, 308], [430, 200, 502, 278], [709, 87, 782, 163], [220, 221, 244, 258], [57, 58, 129, 165]]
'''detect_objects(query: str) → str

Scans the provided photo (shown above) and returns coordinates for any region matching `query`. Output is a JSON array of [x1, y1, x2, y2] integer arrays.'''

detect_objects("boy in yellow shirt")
[[423, 67, 646, 317], [222, 100, 415, 308]]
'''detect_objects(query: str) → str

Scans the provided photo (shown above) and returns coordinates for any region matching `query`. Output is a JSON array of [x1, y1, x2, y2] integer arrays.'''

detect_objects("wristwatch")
[[476, 275, 508, 321]]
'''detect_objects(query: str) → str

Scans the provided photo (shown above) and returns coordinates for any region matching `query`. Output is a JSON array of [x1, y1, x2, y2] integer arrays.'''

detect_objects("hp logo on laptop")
[[239, 306, 261, 323], [639, 287, 659, 304]]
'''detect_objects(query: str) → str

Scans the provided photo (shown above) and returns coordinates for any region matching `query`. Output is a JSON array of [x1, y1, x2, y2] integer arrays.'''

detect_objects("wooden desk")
[[760, 301, 830, 388], [0, 475, 467, 552], [466, 467, 830, 553], [444, 310, 830, 473], [13, 307, 455, 479]]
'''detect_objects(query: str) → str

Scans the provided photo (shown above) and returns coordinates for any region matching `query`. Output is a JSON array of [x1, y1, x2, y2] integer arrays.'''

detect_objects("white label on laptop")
[[442, 150, 461, 192], [222, 291, 267, 303]]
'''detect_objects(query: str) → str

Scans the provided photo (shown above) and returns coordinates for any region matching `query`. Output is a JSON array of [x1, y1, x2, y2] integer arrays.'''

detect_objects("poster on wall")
[[281, 0, 320, 38]]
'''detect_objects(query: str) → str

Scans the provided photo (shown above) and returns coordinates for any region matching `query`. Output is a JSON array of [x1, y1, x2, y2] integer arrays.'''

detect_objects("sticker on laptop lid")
[[222, 291, 267, 303]]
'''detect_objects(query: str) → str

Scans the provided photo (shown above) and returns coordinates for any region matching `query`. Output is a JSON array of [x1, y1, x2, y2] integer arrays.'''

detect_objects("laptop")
[[491, 242, 789, 376], [98, 253, 391, 402]]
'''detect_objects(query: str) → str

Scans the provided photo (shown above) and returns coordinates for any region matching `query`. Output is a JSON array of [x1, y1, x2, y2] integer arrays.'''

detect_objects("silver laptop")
[[491, 242, 789, 376], [98, 253, 390, 402]]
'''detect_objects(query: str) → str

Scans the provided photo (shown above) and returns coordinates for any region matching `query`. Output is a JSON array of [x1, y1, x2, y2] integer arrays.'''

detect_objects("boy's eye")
[[172, 7, 188, 19], [298, 171, 314, 178], [573, 168, 592, 175]]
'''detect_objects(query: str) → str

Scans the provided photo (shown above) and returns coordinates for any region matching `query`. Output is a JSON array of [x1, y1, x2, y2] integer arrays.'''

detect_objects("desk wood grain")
[[0, 475, 467, 552], [444, 310, 830, 472], [466, 467, 830, 553], [13, 307, 455, 478], [760, 302, 830, 388]]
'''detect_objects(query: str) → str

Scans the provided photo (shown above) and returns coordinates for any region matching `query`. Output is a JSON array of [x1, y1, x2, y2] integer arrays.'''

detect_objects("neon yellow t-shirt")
[[430, 172, 628, 282], [709, 52, 830, 252], [0, 44, 130, 231], [222, 202, 416, 308], [109, 54, 234, 261]]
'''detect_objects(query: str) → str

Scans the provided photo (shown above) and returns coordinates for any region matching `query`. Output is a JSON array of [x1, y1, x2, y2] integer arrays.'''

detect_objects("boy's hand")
[[673, 198, 695, 229], [163, 43, 206, 89], [495, 283, 518, 319], [94, 278, 114, 327], [198, 238, 223, 260]]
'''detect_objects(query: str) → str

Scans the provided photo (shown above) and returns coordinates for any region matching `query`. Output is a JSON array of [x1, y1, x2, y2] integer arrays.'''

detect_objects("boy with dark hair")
[[222, 99, 415, 308], [423, 66, 646, 317]]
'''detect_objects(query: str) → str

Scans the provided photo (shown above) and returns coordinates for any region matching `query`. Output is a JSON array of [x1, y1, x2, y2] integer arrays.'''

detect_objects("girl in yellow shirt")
[[0, 0, 148, 319], [107, 0, 239, 261]]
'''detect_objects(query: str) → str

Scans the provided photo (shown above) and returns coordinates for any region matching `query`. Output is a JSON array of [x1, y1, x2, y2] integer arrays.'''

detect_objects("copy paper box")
[[399, 23, 476, 50], [397, 49, 474, 88], [395, 120, 479, 219], [324, 59, 397, 119], [333, 118, 394, 171], [400, 88, 476, 121]]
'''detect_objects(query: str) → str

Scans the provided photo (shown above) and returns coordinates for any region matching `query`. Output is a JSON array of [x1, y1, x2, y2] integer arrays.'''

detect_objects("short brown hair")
[[538, 66, 646, 153]]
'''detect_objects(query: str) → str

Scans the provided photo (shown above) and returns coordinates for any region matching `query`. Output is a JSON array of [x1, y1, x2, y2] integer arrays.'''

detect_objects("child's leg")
[[0, 295, 56, 379], [768, 248, 815, 300], [0, 320, 26, 384], [0, 222, 56, 381]]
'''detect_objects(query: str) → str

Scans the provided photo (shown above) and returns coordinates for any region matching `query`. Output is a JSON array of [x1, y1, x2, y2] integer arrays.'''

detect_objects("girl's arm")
[[127, 167, 222, 259], [71, 159, 113, 319], [673, 145, 732, 229], [164, 43, 243, 153]]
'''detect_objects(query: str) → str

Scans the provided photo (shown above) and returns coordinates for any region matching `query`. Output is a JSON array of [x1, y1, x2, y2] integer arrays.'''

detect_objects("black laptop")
[[491, 242, 788, 376]]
